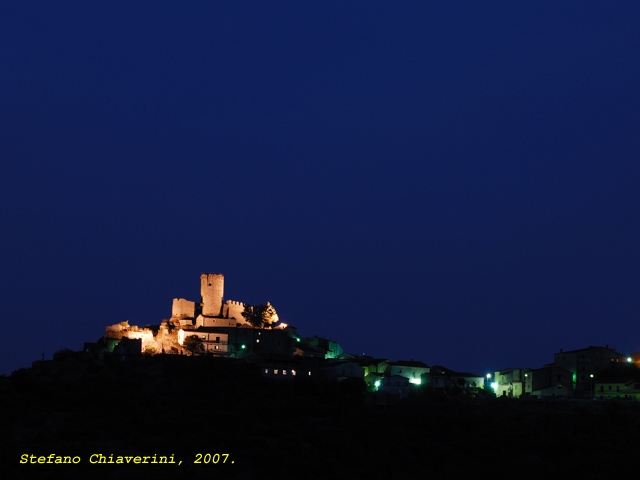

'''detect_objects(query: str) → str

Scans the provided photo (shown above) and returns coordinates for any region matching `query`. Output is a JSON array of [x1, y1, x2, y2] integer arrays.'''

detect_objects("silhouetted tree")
[[183, 336, 205, 356], [242, 302, 279, 328]]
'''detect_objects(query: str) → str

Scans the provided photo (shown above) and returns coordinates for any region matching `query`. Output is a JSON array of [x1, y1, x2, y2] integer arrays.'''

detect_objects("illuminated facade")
[[493, 368, 532, 397], [389, 360, 430, 385], [595, 379, 640, 400]]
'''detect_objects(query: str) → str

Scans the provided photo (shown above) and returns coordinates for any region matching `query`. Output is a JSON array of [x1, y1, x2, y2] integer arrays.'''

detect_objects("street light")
[[486, 373, 492, 393], [590, 374, 594, 399]]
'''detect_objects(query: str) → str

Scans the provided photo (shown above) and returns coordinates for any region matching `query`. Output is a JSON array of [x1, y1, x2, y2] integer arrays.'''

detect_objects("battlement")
[[225, 299, 248, 324], [226, 300, 245, 306], [201, 273, 224, 283]]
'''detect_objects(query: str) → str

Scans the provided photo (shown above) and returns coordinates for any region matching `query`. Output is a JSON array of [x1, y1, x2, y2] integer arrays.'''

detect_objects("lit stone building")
[[492, 368, 532, 397], [104, 273, 292, 357]]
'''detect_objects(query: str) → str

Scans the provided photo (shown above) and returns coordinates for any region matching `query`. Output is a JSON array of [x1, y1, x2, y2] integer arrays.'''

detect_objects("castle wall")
[[121, 329, 156, 352], [105, 321, 173, 354], [195, 314, 238, 328], [178, 318, 195, 327], [201, 273, 224, 316], [172, 298, 195, 319], [225, 299, 249, 324]]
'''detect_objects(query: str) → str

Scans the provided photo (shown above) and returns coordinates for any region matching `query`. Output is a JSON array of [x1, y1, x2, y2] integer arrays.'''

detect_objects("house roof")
[[495, 367, 532, 374], [390, 360, 429, 368], [351, 356, 389, 366], [431, 365, 481, 378], [554, 345, 621, 356]]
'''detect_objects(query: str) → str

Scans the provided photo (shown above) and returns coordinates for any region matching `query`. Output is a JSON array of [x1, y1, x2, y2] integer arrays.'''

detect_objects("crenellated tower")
[[201, 273, 224, 317]]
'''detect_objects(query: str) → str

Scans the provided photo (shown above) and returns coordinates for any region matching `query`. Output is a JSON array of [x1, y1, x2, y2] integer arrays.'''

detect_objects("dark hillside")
[[3, 355, 640, 479]]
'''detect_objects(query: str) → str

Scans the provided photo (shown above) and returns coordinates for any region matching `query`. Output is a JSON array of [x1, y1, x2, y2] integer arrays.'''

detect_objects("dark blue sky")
[[2, 2, 640, 375]]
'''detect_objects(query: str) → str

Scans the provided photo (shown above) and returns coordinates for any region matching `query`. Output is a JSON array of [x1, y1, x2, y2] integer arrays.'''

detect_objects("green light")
[[241, 344, 246, 349], [409, 378, 421, 385], [628, 357, 633, 363], [374, 380, 381, 388]]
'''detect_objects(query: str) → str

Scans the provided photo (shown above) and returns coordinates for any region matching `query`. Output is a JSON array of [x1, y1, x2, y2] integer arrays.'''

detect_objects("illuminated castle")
[[170, 273, 267, 328], [104, 273, 284, 356]]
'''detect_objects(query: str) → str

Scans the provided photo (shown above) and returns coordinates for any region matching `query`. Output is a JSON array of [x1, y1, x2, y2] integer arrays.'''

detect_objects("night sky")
[[2, 2, 640, 376]]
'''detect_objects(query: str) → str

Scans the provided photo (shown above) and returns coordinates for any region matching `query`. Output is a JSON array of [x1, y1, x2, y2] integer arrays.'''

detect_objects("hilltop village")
[[12, 272, 640, 479], [80, 272, 640, 403]]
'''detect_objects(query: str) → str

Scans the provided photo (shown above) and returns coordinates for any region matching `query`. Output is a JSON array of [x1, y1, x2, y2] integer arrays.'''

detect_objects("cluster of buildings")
[[492, 346, 640, 400], [84, 272, 640, 402]]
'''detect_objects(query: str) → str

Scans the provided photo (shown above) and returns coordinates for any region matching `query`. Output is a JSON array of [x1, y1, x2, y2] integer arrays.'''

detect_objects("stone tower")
[[201, 273, 224, 317]]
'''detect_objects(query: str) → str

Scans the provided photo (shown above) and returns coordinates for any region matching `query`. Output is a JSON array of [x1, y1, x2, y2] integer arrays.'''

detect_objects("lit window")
[[283, 370, 287, 375], [308, 371, 311, 376], [256, 339, 260, 343], [274, 370, 278, 375], [265, 369, 269, 374], [292, 370, 296, 376]]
